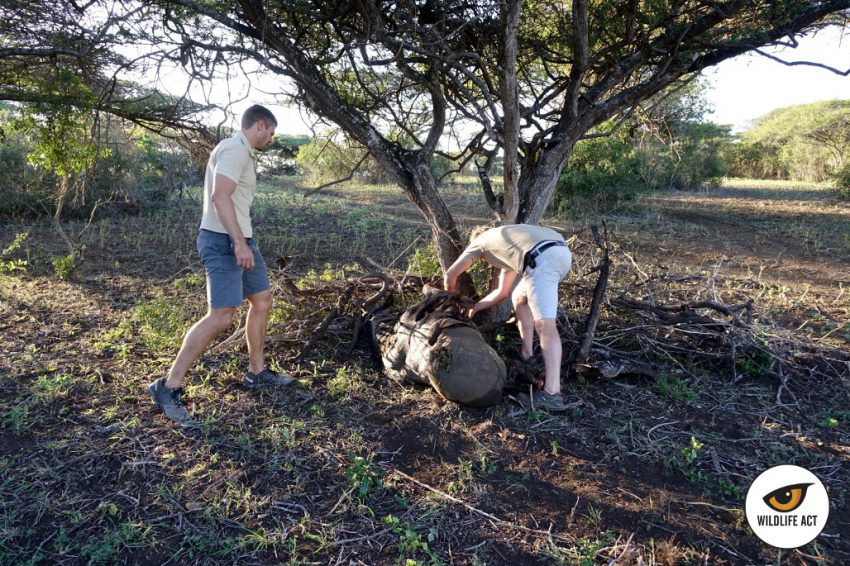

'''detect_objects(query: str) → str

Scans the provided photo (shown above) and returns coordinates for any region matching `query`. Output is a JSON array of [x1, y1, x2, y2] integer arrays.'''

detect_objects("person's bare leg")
[[535, 318, 562, 396], [165, 307, 236, 388], [512, 294, 535, 360], [245, 290, 272, 374]]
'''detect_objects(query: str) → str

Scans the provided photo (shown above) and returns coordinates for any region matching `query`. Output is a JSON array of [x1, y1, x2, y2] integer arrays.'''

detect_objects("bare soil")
[[0, 178, 848, 565]]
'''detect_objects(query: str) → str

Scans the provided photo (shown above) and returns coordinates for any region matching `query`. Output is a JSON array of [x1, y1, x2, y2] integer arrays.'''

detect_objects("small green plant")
[[327, 366, 352, 397], [93, 323, 133, 361], [0, 231, 29, 272], [80, 522, 151, 565], [407, 243, 442, 279], [525, 407, 549, 420], [52, 254, 75, 279], [32, 371, 76, 402], [713, 478, 743, 501], [819, 413, 840, 428], [735, 345, 772, 378], [345, 452, 385, 500], [834, 410, 850, 421], [681, 435, 705, 482], [446, 459, 475, 494], [383, 515, 443, 565], [545, 532, 614, 565], [259, 421, 301, 451], [682, 435, 703, 464], [130, 295, 195, 353], [1, 403, 30, 433], [656, 375, 698, 402], [583, 504, 603, 528], [173, 272, 204, 290], [493, 332, 518, 358]]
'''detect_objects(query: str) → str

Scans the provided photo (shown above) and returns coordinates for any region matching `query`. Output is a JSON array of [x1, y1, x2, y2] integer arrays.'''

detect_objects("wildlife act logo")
[[745, 465, 829, 549]]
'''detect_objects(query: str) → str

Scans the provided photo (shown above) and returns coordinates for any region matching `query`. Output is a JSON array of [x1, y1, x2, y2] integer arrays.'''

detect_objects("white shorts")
[[511, 246, 572, 320]]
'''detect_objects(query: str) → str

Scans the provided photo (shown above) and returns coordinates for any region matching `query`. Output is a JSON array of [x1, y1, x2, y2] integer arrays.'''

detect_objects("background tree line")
[[1, 0, 848, 264], [3, 92, 850, 223], [3, 0, 847, 282]]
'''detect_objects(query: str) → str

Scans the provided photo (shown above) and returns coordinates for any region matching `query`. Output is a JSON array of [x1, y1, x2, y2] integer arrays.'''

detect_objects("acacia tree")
[[0, 0, 218, 264], [0, 1, 213, 134], [14, 1, 846, 273], [132, 0, 849, 271]]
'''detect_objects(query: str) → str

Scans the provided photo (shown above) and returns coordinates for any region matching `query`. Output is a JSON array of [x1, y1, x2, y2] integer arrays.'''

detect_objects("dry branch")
[[572, 224, 610, 371], [390, 468, 574, 544], [295, 284, 355, 363]]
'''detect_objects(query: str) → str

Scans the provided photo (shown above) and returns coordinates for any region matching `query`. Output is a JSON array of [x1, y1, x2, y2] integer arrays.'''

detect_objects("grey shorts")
[[197, 229, 270, 308]]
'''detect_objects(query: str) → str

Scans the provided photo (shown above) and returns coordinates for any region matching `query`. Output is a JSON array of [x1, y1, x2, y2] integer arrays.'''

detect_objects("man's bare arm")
[[471, 269, 517, 315], [443, 255, 477, 292], [211, 174, 254, 269]]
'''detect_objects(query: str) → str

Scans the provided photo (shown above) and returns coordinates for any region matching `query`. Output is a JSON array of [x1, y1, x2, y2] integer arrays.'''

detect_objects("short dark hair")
[[241, 105, 277, 129]]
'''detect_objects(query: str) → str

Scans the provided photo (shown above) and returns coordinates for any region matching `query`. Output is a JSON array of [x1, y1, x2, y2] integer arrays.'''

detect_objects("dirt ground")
[[1, 178, 848, 565]]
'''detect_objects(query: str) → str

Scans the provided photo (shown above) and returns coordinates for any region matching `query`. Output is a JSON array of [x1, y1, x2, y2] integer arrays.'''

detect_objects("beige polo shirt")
[[200, 131, 257, 238], [458, 224, 565, 273]]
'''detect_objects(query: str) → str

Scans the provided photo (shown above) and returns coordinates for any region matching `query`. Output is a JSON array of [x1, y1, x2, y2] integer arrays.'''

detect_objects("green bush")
[[551, 83, 730, 218], [52, 254, 75, 279], [130, 134, 199, 202], [261, 134, 310, 177], [639, 122, 727, 190], [551, 135, 646, 217], [296, 137, 389, 184], [0, 111, 196, 218], [0, 139, 57, 216], [722, 140, 786, 180], [731, 100, 850, 183], [431, 154, 454, 180]]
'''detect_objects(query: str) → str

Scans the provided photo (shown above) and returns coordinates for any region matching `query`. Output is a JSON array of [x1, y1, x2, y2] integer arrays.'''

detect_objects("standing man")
[[443, 224, 572, 411], [149, 105, 292, 425]]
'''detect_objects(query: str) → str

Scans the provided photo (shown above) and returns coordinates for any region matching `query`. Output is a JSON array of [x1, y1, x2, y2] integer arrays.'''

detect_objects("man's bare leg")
[[512, 294, 536, 360], [245, 290, 272, 374], [535, 318, 562, 396], [164, 307, 236, 388]]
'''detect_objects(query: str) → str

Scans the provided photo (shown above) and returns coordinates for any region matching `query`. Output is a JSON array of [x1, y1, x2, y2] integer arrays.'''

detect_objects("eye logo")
[[762, 483, 812, 513], [745, 465, 829, 549]]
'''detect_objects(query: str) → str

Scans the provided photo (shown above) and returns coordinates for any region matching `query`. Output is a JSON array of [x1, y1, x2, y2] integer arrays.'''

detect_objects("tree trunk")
[[500, 0, 522, 224], [53, 175, 76, 257], [517, 147, 575, 224], [401, 155, 476, 296]]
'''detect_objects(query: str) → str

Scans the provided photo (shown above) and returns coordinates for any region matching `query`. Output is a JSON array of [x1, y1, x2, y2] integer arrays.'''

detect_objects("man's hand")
[[234, 241, 255, 270], [444, 255, 476, 293]]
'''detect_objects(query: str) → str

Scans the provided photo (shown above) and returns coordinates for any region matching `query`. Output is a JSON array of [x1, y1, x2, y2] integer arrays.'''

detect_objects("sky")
[[198, 26, 850, 137], [703, 26, 850, 132]]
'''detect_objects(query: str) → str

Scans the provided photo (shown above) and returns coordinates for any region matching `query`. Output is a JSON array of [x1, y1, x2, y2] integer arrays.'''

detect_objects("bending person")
[[443, 224, 572, 411]]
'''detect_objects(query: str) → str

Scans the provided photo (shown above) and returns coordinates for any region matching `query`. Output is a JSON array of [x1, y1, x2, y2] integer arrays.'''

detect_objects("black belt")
[[522, 240, 566, 272]]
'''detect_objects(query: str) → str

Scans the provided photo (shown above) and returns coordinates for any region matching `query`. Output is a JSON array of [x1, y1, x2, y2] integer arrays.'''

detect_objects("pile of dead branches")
[[215, 228, 846, 396], [561, 227, 847, 391]]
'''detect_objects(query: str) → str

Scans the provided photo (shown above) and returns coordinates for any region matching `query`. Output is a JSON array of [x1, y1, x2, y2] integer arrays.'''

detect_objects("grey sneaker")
[[148, 377, 195, 424], [244, 368, 294, 390], [516, 390, 570, 412]]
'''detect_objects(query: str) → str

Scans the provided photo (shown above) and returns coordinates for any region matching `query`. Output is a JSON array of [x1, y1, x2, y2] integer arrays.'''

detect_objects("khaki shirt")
[[458, 224, 565, 273], [200, 131, 257, 238]]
